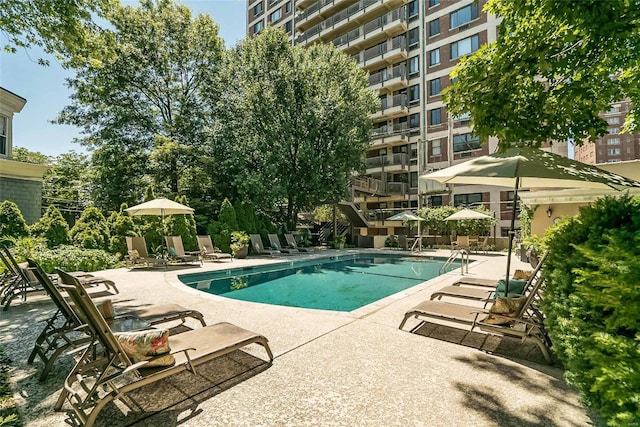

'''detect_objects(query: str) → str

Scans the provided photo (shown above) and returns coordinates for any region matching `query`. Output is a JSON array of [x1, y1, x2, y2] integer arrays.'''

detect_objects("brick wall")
[[0, 177, 43, 224]]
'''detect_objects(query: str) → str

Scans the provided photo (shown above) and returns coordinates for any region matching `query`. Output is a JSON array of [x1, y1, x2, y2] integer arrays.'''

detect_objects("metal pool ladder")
[[440, 249, 469, 275]]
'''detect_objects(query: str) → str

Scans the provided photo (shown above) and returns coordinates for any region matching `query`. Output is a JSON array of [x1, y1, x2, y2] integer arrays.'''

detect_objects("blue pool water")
[[178, 254, 459, 312]]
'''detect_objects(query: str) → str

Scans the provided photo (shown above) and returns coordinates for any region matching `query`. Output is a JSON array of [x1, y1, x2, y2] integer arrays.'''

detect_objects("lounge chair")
[[399, 267, 552, 363], [250, 234, 280, 256], [125, 236, 167, 268], [0, 246, 44, 309], [165, 236, 201, 265], [431, 252, 548, 302], [196, 235, 233, 262], [27, 261, 206, 380], [54, 271, 273, 427], [268, 234, 299, 255], [452, 235, 471, 251], [473, 236, 490, 253], [284, 233, 314, 253]]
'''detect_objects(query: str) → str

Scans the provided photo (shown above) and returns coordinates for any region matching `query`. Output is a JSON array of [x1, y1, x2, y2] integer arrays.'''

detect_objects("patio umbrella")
[[444, 208, 492, 221], [125, 198, 194, 248], [387, 211, 425, 251], [420, 146, 640, 293]]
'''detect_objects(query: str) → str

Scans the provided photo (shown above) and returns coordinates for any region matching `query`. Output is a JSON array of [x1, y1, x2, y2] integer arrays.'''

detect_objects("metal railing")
[[440, 249, 470, 275]]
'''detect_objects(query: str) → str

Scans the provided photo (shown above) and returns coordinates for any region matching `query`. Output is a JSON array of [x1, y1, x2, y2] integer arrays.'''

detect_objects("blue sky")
[[1, 0, 246, 157]]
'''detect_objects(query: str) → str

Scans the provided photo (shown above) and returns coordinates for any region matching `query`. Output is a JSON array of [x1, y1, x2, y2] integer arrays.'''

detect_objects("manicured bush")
[[208, 198, 237, 253], [69, 207, 110, 250], [0, 201, 29, 245], [107, 203, 137, 257], [542, 195, 640, 425], [29, 205, 70, 248], [166, 195, 197, 251], [31, 245, 120, 273]]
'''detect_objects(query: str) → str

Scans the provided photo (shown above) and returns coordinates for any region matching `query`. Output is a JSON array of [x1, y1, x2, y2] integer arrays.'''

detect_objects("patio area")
[[0, 249, 595, 426]]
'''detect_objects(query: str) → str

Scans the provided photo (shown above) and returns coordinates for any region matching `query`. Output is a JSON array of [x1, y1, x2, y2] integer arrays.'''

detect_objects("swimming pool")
[[178, 254, 460, 312]]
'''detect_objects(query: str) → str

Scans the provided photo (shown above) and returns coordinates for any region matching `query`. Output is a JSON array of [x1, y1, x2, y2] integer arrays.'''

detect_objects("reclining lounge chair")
[[165, 236, 201, 265], [55, 271, 273, 427], [268, 234, 299, 255], [126, 236, 167, 269], [197, 235, 233, 262], [250, 234, 280, 256], [27, 261, 206, 381], [284, 234, 314, 253]]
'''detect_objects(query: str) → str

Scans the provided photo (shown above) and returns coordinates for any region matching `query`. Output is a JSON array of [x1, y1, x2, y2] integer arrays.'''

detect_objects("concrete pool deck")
[[0, 249, 596, 426]]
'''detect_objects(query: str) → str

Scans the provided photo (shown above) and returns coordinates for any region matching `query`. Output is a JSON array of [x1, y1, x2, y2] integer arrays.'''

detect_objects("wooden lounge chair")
[[284, 233, 314, 252], [250, 234, 280, 256], [431, 252, 548, 302], [55, 271, 273, 427], [27, 262, 207, 381], [196, 235, 233, 262], [399, 269, 552, 363], [165, 236, 201, 265], [268, 234, 299, 255], [125, 236, 167, 268], [0, 246, 44, 309]]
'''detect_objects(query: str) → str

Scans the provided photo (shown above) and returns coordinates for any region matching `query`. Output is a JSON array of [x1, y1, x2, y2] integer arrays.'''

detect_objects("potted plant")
[[230, 231, 250, 259], [333, 235, 346, 249]]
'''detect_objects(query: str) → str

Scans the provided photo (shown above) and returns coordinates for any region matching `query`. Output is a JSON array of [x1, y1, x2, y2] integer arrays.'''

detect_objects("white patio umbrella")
[[444, 208, 493, 221], [387, 211, 425, 251], [420, 146, 640, 293], [125, 198, 194, 249]]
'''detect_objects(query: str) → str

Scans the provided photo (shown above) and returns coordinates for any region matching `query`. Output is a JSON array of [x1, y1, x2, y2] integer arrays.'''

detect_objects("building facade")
[[246, 0, 568, 237], [0, 87, 48, 224]]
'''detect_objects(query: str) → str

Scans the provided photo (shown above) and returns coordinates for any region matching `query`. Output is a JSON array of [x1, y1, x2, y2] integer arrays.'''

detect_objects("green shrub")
[[107, 203, 137, 257], [542, 195, 640, 425], [31, 245, 120, 274], [69, 207, 110, 250], [166, 195, 197, 251], [0, 201, 29, 246], [29, 205, 69, 248], [209, 199, 237, 253]]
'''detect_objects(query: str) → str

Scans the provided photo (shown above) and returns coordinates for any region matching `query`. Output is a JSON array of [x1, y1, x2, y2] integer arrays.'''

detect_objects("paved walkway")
[[0, 249, 595, 426]]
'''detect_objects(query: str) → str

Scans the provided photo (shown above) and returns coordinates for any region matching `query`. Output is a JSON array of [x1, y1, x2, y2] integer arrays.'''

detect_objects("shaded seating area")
[[28, 261, 207, 381], [250, 234, 280, 256], [284, 233, 314, 252], [399, 258, 552, 363], [125, 236, 167, 269], [165, 235, 201, 265], [268, 234, 299, 255], [197, 235, 233, 262], [55, 271, 273, 427]]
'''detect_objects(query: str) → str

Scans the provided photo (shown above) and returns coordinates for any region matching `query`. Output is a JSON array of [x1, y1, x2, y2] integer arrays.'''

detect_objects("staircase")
[[337, 201, 369, 228]]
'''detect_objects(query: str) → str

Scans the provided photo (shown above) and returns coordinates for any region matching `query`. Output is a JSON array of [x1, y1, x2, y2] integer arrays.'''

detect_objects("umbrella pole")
[[418, 220, 422, 252], [504, 177, 520, 295]]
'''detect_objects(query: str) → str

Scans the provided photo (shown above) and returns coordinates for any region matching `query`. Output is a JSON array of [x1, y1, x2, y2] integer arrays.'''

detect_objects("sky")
[[0, 0, 247, 158]]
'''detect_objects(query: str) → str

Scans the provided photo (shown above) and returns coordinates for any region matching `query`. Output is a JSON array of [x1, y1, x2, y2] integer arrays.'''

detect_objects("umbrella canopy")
[[125, 198, 194, 216], [444, 208, 493, 221], [386, 211, 423, 221], [420, 147, 640, 293]]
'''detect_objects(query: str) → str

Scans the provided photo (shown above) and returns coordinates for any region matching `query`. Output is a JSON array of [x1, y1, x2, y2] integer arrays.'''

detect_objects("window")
[[409, 113, 420, 129], [410, 171, 418, 187], [429, 19, 440, 37], [606, 117, 620, 124], [408, 56, 419, 75], [429, 48, 440, 66], [285, 1, 291, 13], [254, 2, 263, 15], [431, 139, 442, 156], [607, 137, 620, 145], [408, 28, 419, 46], [270, 9, 282, 23], [407, 0, 419, 18], [608, 148, 621, 155], [608, 127, 620, 134], [453, 133, 481, 152], [450, 3, 478, 28], [430, 195, 443, 207], [429, 108, 441, 125], [609, 106, 620, 113], [285, 20, 292, 33], [408, 85, 420, 103], [428, 0, 440, 7], [454, 193, 482, 207], [253, 20, 263, 34], [429, 78, 441, 96], [450, 34, 479, 59], [0, 115, 6, 156]]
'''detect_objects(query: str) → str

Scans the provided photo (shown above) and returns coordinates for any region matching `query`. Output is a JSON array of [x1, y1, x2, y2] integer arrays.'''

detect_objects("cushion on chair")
[[115, 329, 175, 367], [483, 296, 528, 325], [494, 279, 528, 297], [128, 250, 140, 259], [271, 242, 279, 250], [513, 270, 533, 280], [168, 247, 177, 256]]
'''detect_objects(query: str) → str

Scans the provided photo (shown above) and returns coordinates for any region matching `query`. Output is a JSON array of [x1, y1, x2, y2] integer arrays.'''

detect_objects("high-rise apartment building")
[[574, 99, 640, 165], [247, 0, 552, 236]]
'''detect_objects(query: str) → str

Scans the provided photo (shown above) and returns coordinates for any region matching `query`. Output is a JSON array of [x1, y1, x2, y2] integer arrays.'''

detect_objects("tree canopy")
[[444, 0, 640, 151]]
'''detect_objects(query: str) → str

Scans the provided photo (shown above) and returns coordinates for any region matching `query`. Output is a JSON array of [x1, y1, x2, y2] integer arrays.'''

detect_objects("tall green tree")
[[69, 206, 110, 250], [12, 147, 50, 165], [30, 205, 70, 248], [107, 203, 137, 256], [444, 0, 640, 150], [44, 150, 92, 210], [0, 201, 30, 245], [213, 27, 377, 230], [165, 195, 197, 251], [57, 0, 224, 210]]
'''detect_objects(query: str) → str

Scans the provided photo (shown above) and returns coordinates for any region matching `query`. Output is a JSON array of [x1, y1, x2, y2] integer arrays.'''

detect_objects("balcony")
[[296, 0, 358, 32], [369, 63, 407, 93], [296, 0, 408, 46], [370, 122, 410, 147], [365, 152, 410, 173], [371, 93, 408, 120], [361, 36, 407, 70], [351, 177, 389, 196], [339, 8, 407, 54]]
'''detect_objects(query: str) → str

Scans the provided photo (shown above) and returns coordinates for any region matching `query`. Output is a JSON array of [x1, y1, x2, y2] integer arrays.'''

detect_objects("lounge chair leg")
[[398, 312, 415, 330]]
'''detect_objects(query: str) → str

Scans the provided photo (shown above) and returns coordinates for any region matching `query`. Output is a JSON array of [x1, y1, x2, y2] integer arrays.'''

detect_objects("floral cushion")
[[483, 296, 528, 325], [513, 269, 533, 280], [114, 329, 175, 367], [128, 249, 140, 259]]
